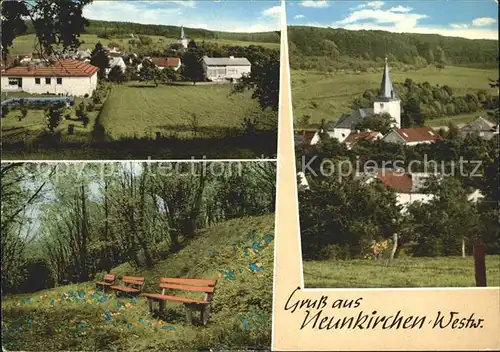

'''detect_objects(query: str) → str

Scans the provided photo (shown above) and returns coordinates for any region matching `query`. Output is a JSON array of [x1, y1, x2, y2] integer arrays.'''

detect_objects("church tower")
[[373, 57, 401, 128], [179, 26, 189, 49]]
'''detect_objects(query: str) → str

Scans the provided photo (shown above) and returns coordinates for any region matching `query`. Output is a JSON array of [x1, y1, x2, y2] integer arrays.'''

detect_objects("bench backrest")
[[160, 277, 218, 302], [103, 274, 116, 283], [122, 276, 145, 291]]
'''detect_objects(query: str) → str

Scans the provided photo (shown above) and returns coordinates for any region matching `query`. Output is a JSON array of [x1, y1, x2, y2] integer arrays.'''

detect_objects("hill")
[[1, 215, 275, 351], [288, 26, 499, 71]]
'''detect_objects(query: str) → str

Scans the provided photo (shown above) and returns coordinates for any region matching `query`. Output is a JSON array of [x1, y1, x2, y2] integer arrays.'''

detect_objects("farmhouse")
[[382, 126, 441, 146], [459, 116, 499, 140], [106, 57, 127, 76], [151, 57, 182, 71], [294, 129, 319, 146], [323, 58, 401, 142], [202, 56, 251, 81], [1, 59, 99, 97]]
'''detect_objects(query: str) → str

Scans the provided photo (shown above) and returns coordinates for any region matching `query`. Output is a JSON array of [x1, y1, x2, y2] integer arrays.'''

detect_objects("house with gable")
[[459, 116, 499, 140], [382, 126, 441, 146], [322, 58, 401, 143], [202, 56, 251, 81]]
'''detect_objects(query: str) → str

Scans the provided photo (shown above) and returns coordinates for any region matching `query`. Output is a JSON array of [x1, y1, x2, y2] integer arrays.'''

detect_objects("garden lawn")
[[292, 66, 499, 125], [303, 255, 500, 288], [1, 215, 275, 351], [100, 82, 262, 140]]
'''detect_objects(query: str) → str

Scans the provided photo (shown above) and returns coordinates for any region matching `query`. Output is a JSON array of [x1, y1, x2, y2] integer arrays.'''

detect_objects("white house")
[[322, 58, 401, 142], [106, 57, 127, 76], [460, 116, 499, 140], [1, 59, 99, 97], [382, 126, 442, 146], [202, 56, 251, 81]]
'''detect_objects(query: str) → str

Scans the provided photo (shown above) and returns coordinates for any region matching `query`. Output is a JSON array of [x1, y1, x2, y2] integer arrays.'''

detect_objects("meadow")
[[303, 255, 500, 288], [1, 215, 275, 351], [8, 33, 280, 55], [292, 66, 499, 126], [99, 82, 261, 140]]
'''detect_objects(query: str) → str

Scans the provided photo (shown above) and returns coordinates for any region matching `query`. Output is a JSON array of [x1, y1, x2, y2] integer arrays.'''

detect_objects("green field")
[[8, 33, 279, 55], [100, 82, 261, 140], [292, 66, 499, 125], [1, 215, 274, 351], [303, 255, 500, 288]]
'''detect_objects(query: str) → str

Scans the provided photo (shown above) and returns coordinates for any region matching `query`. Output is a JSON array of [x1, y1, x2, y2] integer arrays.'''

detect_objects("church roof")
[[327, 108, 374, 130], [378, 58, 397, 101]]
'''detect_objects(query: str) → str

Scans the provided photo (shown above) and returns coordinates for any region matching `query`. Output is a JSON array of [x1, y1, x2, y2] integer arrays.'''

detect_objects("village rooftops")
[[327, 108, 374, 130], [202, 56, 251, 66], [389, 126, 442, 143], [151, 57, 181, 68], [1, 59, 99, 77], [344, 130, 382, 145]]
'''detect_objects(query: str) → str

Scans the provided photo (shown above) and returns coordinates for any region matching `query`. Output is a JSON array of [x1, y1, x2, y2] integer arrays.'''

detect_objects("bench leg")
[[201, 305, 211, 326], [147, 299, 153, 313], [185, 305, 193, 325], [159, 300, 166, 312]]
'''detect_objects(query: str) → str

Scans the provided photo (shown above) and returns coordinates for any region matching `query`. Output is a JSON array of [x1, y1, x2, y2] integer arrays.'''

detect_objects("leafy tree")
[[181, 49, 204, 85], [107, 65, 126, 83], [354, 112, 395, 134], [45, 105, 63, 133], [138, 59, 160, 86], [1, 0, 92, 60], [90, 42, 110, 80]]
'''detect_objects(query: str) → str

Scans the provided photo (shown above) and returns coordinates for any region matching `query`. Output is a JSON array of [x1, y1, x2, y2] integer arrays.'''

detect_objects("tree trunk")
[[462, 237, 466, 258], [387, 233, 398, 266]]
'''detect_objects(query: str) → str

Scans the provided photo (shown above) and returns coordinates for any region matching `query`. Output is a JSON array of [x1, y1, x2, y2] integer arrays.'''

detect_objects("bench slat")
[[123, 276, 144, 282], [123, 279, 144, 286], [96, 281, 113, 286], [110, 285, 139, 293], [141, 293, 208, 305], [161, 277, 217, 287], [104, 274, 116, 281], [160, 283, 215, 293]]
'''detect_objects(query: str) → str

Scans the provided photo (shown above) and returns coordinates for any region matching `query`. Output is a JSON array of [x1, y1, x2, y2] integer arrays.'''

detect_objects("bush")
[[86, 102, 95, 112]]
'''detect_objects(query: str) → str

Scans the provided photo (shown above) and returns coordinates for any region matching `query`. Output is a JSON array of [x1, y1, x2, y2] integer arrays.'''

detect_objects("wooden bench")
[[141, 277, 217, 325], [95, 274, 116, 291], [110, 276, 145, 296]]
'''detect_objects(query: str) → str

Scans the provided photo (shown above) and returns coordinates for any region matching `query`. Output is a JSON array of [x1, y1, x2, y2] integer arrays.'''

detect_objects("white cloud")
[[83, 1, 281, 33], [450, 23, 469, 29], [327, 3, 498, 40], [262, 5, 282, 18], [167, 1, 196, 8], [300, 1, 329, 8], [351, 1, 385, 10], [472, 17, 497, 27], [294, 14, 305, 19], [388, 5, 412, 13]]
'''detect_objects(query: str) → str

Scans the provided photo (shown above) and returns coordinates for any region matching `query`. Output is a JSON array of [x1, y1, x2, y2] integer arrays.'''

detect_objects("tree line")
[[288, 26, 498, 71], [1, 162, 276, 295]]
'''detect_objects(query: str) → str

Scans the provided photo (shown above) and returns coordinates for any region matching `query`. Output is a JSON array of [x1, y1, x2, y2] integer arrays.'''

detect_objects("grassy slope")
[[1, 214, 275, 351], [9, 33, 279, 55], [100, 82, 261, 140], [303, 255, 500, 288], [292, 66, 499, 125]]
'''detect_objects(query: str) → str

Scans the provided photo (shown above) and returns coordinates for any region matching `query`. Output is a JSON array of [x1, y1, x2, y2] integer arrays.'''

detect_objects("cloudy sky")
[[83, 0, 283, 33], [287, 0, 498, 39]]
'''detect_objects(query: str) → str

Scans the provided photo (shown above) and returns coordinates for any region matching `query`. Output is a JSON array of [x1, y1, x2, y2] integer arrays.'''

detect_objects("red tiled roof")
[[344, 131, 381, 144], [151, 57, 181, 68], [376, 171, 412, 193], [295, 130, 317, 144], [394, 126, 441, 143], [1, 59, 99, 77]]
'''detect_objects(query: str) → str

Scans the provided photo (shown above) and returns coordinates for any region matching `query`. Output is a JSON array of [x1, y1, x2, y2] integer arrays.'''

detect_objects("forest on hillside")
[[21, 19, 281, 44], [288, 26, 499, 71], [1, 162, 276, 295]]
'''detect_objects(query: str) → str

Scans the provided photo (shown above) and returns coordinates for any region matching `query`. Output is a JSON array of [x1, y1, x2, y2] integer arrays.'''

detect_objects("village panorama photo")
[[1, 0, 282, 160], [289, 0, 499, 288]]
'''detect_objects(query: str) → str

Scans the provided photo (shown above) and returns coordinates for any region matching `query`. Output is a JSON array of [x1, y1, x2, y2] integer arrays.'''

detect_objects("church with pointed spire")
[[320, 58, 401, 143], [178, 26, 189, 49]]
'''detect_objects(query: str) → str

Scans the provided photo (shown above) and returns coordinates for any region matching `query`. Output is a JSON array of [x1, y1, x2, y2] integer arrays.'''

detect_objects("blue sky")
[[286, 0, 498, 39], [83, 0, 283, 33]]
